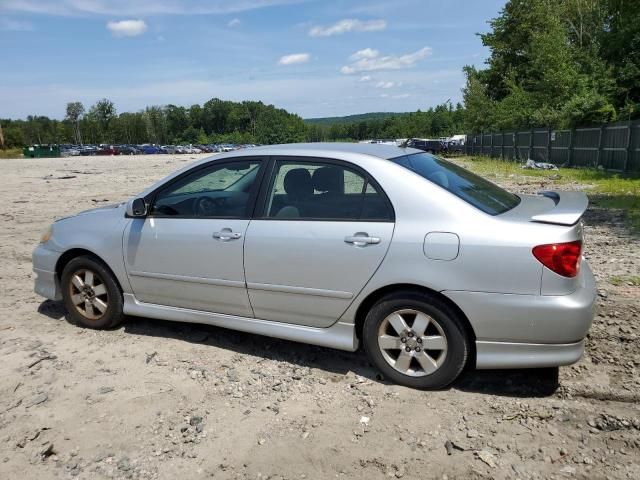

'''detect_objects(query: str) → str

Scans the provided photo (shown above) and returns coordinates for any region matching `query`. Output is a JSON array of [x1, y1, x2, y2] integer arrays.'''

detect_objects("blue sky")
[[0, 0, 506, 119]]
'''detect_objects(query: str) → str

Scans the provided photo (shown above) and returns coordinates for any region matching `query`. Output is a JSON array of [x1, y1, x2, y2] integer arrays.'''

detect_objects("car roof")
[[247, 142, 420, 160]]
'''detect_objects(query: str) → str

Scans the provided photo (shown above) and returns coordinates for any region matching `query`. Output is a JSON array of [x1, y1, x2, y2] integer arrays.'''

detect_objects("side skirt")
[[123, 293, 359, 352]]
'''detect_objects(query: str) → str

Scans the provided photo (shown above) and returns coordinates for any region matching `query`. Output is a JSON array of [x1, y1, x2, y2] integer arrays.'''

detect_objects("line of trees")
[[308, 103, 465, 142], [0, 99, 465, 149], [0, 98, 308, 148], [463, 0, 640, 132]]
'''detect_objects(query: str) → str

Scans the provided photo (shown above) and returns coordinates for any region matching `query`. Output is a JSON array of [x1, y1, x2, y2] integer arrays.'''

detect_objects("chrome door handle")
[[344, 234, 381, 246], [212, 228, 242, 241]]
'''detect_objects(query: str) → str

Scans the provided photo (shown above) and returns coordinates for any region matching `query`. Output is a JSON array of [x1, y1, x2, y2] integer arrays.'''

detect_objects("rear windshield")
[[391, 153, 520, 215]]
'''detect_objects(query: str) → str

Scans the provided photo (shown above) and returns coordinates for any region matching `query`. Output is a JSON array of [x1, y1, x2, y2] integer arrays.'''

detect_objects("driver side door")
[[123, 158, 265, 316]]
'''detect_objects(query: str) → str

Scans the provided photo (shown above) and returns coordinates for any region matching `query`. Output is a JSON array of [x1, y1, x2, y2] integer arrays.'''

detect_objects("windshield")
[[391, 153, 520, 215]]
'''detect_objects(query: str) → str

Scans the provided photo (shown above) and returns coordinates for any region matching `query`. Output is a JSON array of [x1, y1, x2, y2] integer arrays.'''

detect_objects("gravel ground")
[[0, 154, 638, 480]]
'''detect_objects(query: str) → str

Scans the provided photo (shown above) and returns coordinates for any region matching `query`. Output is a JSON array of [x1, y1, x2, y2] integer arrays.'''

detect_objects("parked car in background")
[[79, 146, 98, 156], [118, 145, 140, 155], [96, 146, 120, 156], [33, 143, 595, 389], [446, 140, 465, 155], [61, 147, 80, 157], [404, 139, 448, 154], [141, 145, 167, 154]]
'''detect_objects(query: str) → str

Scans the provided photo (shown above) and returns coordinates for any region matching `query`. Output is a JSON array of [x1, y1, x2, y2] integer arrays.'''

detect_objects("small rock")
[[444, 441, 455, 455], [97, 387, 114, 395], [476, 450, 497, 468], [117, 457, 132, 471], [190, 416, 203, 426], [40, 443, 55, 460], [359, 416, 370, 425], [258, 438, 266, 445], [24, 393, 48, 408], [145, 351, 157, 364]]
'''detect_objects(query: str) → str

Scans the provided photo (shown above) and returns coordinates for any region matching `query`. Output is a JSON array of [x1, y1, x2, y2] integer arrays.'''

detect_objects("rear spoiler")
[[531, 191, 588, 226]]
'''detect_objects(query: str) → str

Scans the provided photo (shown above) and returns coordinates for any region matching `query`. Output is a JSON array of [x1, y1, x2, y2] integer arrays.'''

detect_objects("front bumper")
[[444, 261, 596, 369], [33, 244, 62, 301]]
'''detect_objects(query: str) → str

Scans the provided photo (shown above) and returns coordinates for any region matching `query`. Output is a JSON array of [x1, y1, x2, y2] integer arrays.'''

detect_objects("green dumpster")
[[23, 144, 61, 158]]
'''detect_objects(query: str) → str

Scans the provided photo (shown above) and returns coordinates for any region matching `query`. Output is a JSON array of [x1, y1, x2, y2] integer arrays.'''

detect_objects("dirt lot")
[[1, 154, 638, 480]]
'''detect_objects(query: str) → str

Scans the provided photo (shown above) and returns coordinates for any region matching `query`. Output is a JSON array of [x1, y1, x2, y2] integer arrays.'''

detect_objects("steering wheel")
[[193, 196, 226, 216]]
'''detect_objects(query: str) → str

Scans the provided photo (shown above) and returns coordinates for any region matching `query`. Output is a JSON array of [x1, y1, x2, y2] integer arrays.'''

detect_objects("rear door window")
[[263, 159, 394, 221]]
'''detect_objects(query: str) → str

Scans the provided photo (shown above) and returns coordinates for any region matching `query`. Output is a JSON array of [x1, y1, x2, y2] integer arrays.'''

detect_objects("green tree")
[[88, 98, 116, 143], [65, 101, 85, 144]]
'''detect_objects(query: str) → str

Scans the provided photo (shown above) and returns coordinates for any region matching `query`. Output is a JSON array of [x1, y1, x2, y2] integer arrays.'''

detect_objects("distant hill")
[[304, 112, 408, 126]]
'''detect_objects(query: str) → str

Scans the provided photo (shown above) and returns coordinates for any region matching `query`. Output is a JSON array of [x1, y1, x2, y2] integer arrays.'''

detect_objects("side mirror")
[[126, 198, 147, 217]]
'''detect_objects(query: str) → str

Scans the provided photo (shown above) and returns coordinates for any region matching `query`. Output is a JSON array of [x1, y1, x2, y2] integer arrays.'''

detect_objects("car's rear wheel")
[[61, 256, 124, 329], [363, 292, 469, 389]]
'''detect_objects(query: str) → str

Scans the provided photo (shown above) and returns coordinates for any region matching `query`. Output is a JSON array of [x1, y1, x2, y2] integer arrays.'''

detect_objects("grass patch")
[[0, 148, 23, 159], [609, 275, 640, 286], [455, 156, 640, 232]]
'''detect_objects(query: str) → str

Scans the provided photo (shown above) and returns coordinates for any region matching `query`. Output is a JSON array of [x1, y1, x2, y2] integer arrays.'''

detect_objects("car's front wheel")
[[363, 292, 469, 389], [61, 255, 124, 329]]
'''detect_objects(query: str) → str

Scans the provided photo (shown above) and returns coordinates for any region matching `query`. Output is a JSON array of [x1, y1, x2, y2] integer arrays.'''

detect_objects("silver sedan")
[[32, 143, 596, 388]]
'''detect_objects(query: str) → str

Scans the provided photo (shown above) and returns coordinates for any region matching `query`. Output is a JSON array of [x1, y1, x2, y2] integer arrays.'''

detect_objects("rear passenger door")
[[243, 157, 395, 328]]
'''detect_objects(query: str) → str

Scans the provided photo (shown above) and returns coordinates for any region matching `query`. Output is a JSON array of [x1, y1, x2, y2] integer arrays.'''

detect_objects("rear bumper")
[[33, 244, 62, 301], [444, 261, 596, 368], [475, 339, 584, 369]]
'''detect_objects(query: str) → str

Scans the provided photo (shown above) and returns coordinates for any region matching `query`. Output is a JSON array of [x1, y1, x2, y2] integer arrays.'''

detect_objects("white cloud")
[[375, 81, 395, 89], [350, 48, 379, 60], [0, 16, 33, 31], [341, 46, 432, 74], [107, 19, 147, 37], [358, 75, 372, 82], [0, 0, 305, 16], [308, 18, 386, 37], [277, 53, 310, 65], [228, 18, 241, 27]]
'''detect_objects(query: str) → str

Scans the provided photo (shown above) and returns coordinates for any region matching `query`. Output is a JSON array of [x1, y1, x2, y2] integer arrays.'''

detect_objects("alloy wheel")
[[377, 309, 448, 377], [68, 268, 109, 321]]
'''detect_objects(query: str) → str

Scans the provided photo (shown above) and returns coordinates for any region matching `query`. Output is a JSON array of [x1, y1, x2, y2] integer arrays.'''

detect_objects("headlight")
[[40, 225, 53, 244]]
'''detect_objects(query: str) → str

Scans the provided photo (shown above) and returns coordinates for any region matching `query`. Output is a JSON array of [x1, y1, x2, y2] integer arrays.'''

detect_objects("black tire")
[[61, 255, 124, 329], [363, 291, 469, 389]]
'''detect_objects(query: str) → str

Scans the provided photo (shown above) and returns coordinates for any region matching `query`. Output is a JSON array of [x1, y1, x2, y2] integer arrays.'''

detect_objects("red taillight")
[[532, 240, 582, 278]]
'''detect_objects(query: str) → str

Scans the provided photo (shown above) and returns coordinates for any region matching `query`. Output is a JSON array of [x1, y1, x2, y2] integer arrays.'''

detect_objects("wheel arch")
[[353, 283, 477, 364], [55, 248, 124, 293]]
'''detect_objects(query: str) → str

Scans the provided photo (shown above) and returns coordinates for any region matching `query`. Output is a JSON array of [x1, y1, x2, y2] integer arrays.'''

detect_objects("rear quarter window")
[[391, 153, 520, 215]]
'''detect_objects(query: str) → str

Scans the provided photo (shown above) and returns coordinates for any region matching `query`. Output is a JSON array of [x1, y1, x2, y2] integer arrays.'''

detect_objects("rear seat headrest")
[[312, 166, 343, 193]]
